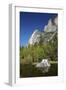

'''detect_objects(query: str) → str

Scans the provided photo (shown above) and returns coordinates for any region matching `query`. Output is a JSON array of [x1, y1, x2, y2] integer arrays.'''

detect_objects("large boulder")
[[36, 59, 50, 68], [36, 59, 51, 73]]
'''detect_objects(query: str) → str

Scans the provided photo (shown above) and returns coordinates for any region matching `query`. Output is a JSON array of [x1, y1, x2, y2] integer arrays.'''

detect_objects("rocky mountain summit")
[[28, 16, 58, 45]]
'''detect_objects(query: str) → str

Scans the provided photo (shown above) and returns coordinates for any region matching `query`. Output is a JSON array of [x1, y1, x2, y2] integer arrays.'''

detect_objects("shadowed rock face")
[[36, 59, 51, 73], [44, 16, 58, 33]]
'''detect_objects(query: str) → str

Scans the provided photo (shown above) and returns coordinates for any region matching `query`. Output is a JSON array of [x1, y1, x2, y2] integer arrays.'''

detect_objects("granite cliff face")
[[28, 29, 41, 45], [28, 16, 58, 45]]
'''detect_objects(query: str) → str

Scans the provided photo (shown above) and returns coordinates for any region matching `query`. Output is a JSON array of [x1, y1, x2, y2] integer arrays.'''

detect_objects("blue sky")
[[20, 12, 57, 47]]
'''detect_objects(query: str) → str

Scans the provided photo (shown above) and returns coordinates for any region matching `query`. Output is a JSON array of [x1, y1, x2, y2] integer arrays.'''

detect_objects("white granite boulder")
[[36, 59, 51, 73]]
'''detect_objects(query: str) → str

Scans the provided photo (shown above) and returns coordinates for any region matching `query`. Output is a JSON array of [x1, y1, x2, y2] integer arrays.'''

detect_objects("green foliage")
[[20, 33, 58, 64]]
